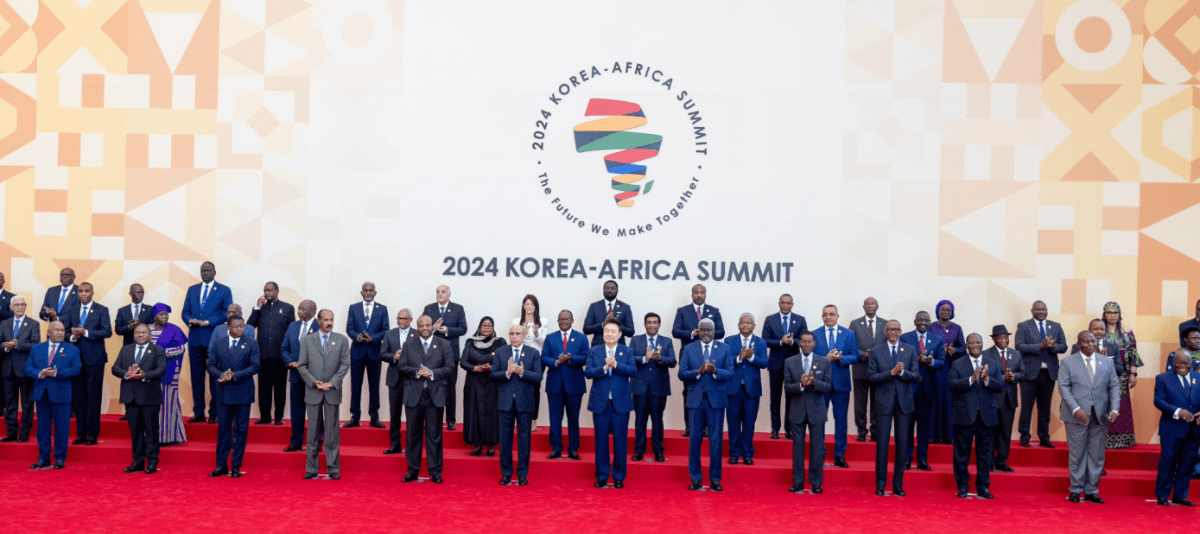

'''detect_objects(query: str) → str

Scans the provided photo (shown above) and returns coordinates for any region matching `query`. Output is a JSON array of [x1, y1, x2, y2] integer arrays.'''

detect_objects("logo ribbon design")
[[573, 99, 662, 207]]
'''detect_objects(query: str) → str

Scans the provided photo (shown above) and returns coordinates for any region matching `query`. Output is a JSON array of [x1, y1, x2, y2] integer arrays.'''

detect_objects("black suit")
[[492, 345, 542, 479], [868, 342, 920, 492], [62, 301, 111, 441], [763, 312, 806, 434], [947, 356, 1003, 493], [398, 334, 455, 477], [111, 343, 166, 466], [1, 315, 39, 438], [0, 289, 14, 323], [380, 326, 416, 449], [1014, 318, 1067, 443], [114, 303, 155, 347], [986, 346, 1024, 466], [423, 301, 466, 425], [247, 299, 295, 421], [785, 353, 830, 488]]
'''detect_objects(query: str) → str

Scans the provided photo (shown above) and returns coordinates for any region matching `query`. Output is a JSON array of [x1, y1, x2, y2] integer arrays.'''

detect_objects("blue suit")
[[39, 285, 79, 322], [723, 334, 767, 461], [679, 340, 734, 484], [629, 334, 676, 457], [208, 335, 260, 469], [280, 319, 319, 447], [583, 299, 635, 346], [26, 341, 80, 464], [541, 329, 589, 455], [346, 301, 389, 423], [61, 302, 111, 441], [672, 303, 724, 433], [181, 281, 233, 419], [1154, 370, 1200, 500], [762, 312, 807, 434], [813, 325, 859, 458], [492, 345, 542, 478], [899, 329, 945, 465], [585, 344, 636, 482]]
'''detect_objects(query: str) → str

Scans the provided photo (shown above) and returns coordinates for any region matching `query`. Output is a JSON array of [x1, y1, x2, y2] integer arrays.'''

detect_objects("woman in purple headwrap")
[[929, 300, 965, 444], [1101, 302, 1142, 449], [149, 303, 188, 445]]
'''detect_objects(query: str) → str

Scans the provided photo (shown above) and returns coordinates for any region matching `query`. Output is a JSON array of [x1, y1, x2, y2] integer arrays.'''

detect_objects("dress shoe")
[[230, 467, 242, 478], [0, 434, 17, 442], [688, 481, 702, 490], [518, 477, 528, 486], [770, 431, 780, 440], [209, 467, 229, 477], [631, 453, 644, 461], [402, 472, 419, 482], [681, 429, 690, 437], [547, 451, 562, 459], [1018, 439, 1030, 448], [1157, 497, 1171, 506], [254, 418, 271, 425], [487, 447, 497, 457], [430, 474, 443, 484], [207, 416, 218, 424], [788, 483, 802, 493], [596, 480, 608, 488], [329, 474, 340, 480], [654, 454, 666, 462], [743, 458, 755, 465], [342, 420, 360, 428], [811, 486, 823, 494], [86, 438, 98, 446], [785, 432, 793, 440], [916, 461, 931, 471], [369, 420, 385, 429], [124, 463, 145, 473], [303, 473, 318, 480], [17, 435, 29, 442], [499, 476, 511, 485], [875, 488, 886, 496], [614, 480, 624, 489], [1084, 494, 1103, 504], [568, 452, 581, 460], [30, 461, 49, 470], [977, 490, 995, 500], [1068, 493, 1081, 503], [993, 463, 1014, 473], [384, 446, 404, 455], [1172, 497, 1195, 507], [447, 423, 456, 431], [53, 461, 64, 470], [144, 464, 158, 474], [709, 482, 722, 492], [956, 490, 969, 499], [833, 457, 849, 468], [1038, 441, 1055, 449], [72, 437, 87, 445], [273, 419, 284, 426], [728, 457, 739, 465], [284, 444, 303, 452], [187, 416, 205, 424], [856, 435, 867, 442], [1100, 469, 1107, 476], [893, 489, 906, 497]]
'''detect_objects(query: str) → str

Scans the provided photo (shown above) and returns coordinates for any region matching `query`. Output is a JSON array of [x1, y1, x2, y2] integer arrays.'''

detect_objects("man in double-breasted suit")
[[869, 320, 920, 496], [785, 331, 832, 493], [947, 333, 1004, 499], [27, 321, 80, 469], [207, 316, 260, 478], [672, 284, 724, 437], [62, 282, 111, 445], [586, 319, 637, 488], [849, 297, 886, 442], [399, 315, 455, 483], [280, 300, 319, 452], [985, 325, 1024, 472], [298, 310, 350, 480], [679, 318, 734, 491], [182, 262, 234, 423], [583, 280, 635, 347], [346, 282, 388, 428], [114, 284, 155, 347], [542, 310, 589, 460], [762, 293, 806, 440], [724, 313, 768, 465], [422, 285, 467, 429], [111, 324, 166, 474], [492, 325, 543, 485], [628, 312, 675, 462], [380, 308, 416, 455], [1059, 331, 1120, 503], [1, 296, 39, 441], [1153, 351, 1200, 506], [1015, 300, 1067, 447]]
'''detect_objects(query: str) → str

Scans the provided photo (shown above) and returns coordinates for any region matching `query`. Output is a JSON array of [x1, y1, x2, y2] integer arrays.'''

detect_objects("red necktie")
[[48, 343, 56, 367], [562, 334, 568, 353], [919, 335, 925, 353], [696, 306, 702, 320], [869, 319, 874, 338], [608, 303, 613, 315]]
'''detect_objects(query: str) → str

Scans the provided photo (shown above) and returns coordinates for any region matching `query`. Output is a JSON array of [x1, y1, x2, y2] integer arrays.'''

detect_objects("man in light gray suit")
[[298, 309, 350, 480], [1058, 330, 1120, 504], [849, 297, 886, 442]]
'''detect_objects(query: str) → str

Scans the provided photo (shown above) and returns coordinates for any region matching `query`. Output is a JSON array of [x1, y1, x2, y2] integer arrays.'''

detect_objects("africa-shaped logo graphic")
[[573, 99, 663, 208]]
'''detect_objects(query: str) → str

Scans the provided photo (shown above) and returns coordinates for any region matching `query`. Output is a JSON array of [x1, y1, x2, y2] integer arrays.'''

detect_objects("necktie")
[[650, 337, 657, 351], [803, 355, 810, 371], [299, 321, 308, 342], [868, 319, 874, 338], [200, 284, 209, 309], [696, 306, 702, 320], [230, 337, 238, 349], [135, 345, 145, 365], [1038, 322, 1048, 365], [919, 334, 925, 353], [1086, 357, 1094, 381], [133, 304, 139, 318], [972, 358, 979, 372], [891, 345, 897, 365], [48, 343, 56, 367], [13, 318, 19, 337], [80, 305, 88, 324], [827, 328, 834, 348], [608, 302, 613, 315], [562, 334, 568, 352], [703, 344, 710, 362], [321, 334, 328, 348], [364, 303, 371, 324], [423, 340, 430, 353], [1181, 375, 1188, 389], [440, 306, 446, 318], [57, 288, 67, 313], [782, 314, 789, 333], [742, 338, 748, 349]]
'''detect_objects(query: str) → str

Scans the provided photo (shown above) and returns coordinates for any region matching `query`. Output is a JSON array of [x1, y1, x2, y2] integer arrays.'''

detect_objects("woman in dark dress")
[[929, 300, 965, 444], [461, 317, 504, 456]]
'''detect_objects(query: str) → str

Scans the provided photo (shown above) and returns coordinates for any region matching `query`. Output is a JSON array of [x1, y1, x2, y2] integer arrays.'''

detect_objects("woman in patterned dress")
[[928, 300, 965, 444], [149, 303, 188, 446], [1102, 301, 1142, 449]]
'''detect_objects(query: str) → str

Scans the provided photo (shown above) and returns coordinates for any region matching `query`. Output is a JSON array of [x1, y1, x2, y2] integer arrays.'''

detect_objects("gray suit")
[[784, 353, 831, 487], [1057, 351, 1120, 496], [849, 315, 887, 438], [1, 315, 40, 439], [298, 331, 351, 476]]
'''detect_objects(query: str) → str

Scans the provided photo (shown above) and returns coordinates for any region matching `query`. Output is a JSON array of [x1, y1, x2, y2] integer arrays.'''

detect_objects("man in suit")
[[0, 272, 14, 323], [1016, 300, 1067, 448], [38, 267, 78, 322], [947, 333, 1003, 498], [629, 312, 675, 462], [869, 320, 919, 496], [207, 316, 260, 478], [1154, 351, 1200, 506], [583, 280, 635, 346], [345, 282, 388, 428], [380, 308, 415, 455], [62, 282, 111, 445], [423, 285, 467, 430], [281, 300, 319, 452], [111, 324, 166, 474], [27, 321, 80, 469], [679, 318, 733, 491], [492, 324, 542, 485], [785, 331, 832, 493], [298, 309, 351, 480], [248, 281, 295, 426], [849, 297, 886, 442], [114, 284, 155, 347], [1059, 330, 1120, 503], [1, 296, 38, 442], [399, 315, 455, 484], [986, 325, 1024, 473], [1179, 299, 1200, 347], [899, 311, 945, 471], [763, 293, 806, 440], [724, 312, 767, 465], [673, 284, 723, 437], [1073, 320, 1126, 379], [209, 304, 256, 345], [183, 261, 234, 423], [586, 319, 637, 488], [813, 304, 859, 468], [542, 309, 589, 460]]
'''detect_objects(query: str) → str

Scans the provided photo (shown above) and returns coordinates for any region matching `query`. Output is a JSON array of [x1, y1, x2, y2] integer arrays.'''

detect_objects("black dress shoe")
[[207, 416, 218, 424], [369, 420, 385, 429], [788, 483, 802, 493], [72, 437, 87, 445], [187, 416, 205, 424], [743, 458, 755, 465], [596, 480, 608, 488], [654, 454, 666, 462], [384, 446, 404, 455], [812, 486, 823, 494], [16, 435, 29, 442], [1038, 441, 1055, 449], [1068, 493, 1081, 503], [86, 438, 98, 445], [1172, 497, 1196, 507], [329, 474, 340, 480], [53, 461, 64, 470], [303, 473, 318, 480], [917, 461, 931, 471], [568, 451, 581, 460], [230, 468, 242, 478], [993, 463, 1014, 473], [856, 435, 867, 442], [770, 431, 780, 440], [1157, 497, 1170, 506], [499, 476, 511, 485], [875, 488, 886, 496], [956, 490, 969, 498], [631, 453, 644, 461], [446, 423, 456, 431], [402, 472, 419, 482], [903, 463, 912, 471], [284, 444, 303, 452], [1084, 494, 1103, 504], [0, 434, 16, 442], [487, 447, 497, 457], [546, 451, 562, 459], [518, 477, 528, 486], [209, 467, 229, 477], [254, 418, 271, 425], [977, 490, 995, 499], [834, 457, 849, 468], [430, 475, 443, 484], [273, 419, 284, 426], [728, 457, 739, 465], [1019, 439, 1030, 448], [614, 480, 624, 489], [124, 463, 145, 473], [30, 461, 48, 470], [688, 481, 702, 490], [342, 421, 360, 428], [893, 489, 906, 497], [709, 482, 722, 491], [681, 429, 690, 437], [785, 432, 793, 440], [144, 464, 158, 474]]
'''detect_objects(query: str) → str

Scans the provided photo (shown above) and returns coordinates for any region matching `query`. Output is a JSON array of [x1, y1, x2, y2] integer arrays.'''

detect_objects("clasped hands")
[[507, 360, 525, 376], [218, 368, 234, 383], [357, 332, 373, 343], [827, 349, 841, 362], [1178, 409, 1195, 423], [125, 363, 145, 380], [1039, 336, 1054, 350], [738, 343, 754, 362], [800, 372, 814, 387], [1072, 408, 1119, 425], [556, 353, 571, 366], [700, 360, 716, 374], [312, 380, 333, 391], [604, 356, 618, 371], [70, 325, 86, 338], [919, 351, 934, 365], [781, 333, 793, 346], [890, 361, 905, 376], [1, 339, 16, 351], [472, 363, 492, 373], [38, 366, 57, 378], [1003, 367, 1014, 381], [417, 365, 433, 379], [187, 319, 210, 327]]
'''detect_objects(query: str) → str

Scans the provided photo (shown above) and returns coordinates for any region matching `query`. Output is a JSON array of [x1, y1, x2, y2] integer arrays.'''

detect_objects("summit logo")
[[573, 99, 662, 208]]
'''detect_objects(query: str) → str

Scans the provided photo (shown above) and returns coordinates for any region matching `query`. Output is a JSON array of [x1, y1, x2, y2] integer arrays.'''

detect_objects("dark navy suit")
[[723, 334, 767, 461], [629, 333, 676, 457], [114, 302, 155, 347], [583, 299, 635, 346], [541, 329, 589, 455], [0, 289, 12, 323], [62, 301, 111, 441], [280, 319, 318, 448], [947, 355, 1003, 493], [679, 340, 733, 484], [346, 301, 388, 423], [672, 303, 724, 433], [868, 341, 920, 492], [181, 281, 233, 419], [39, 284, 78, 321], [585, 344, 636, 483], [26, 341, 80, 464], [208, 335, 260, 470], [492, 345, 542, 479], [1014, 317, 1067, 444], [1153, 369, 1200, 501], [762, 312, 806, 434], [899, 329, 944, 465], [1, 315, 39, 439], [813, 325, 858, 459], [423, 301, 467, 425]]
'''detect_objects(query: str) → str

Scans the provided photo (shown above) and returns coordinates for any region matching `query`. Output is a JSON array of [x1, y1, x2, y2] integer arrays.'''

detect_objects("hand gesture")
[[691, 328, 699, 338], [2, 339, 16, 350], [1107, 410, 1119, 424], [781, 333, 793, 346], [1040, 336, 1054, 350], [980, 364, 989, 384], [360, 332, 373, 343], [827, 349, 841, 362], [256, 295, 267, 308], [42, 306, 57, 321], [650, 348, 661, 362], [738, 346, 752, 362], [433, 317, 447, 334], [1073, 409, 1089, 425], [481, 362, 491, 371], [128, 318, 140, 328], [604, 355, 617, 370], [1004, 368, 1014, 382], [1096, 345, 1107, 356], [71, 326, 85, 338], [891, 361, 904, 376], [288, 361, 298, 369], [703, 361, 716, 374], [1179, 410, 1195, 423], [972, 362, 984, 383], [800, 372, 813, 387], [39, 367, 54, 378], [557, 353, 570, 366], [393, 349, 402, 362], [919, 351, 933, 365]]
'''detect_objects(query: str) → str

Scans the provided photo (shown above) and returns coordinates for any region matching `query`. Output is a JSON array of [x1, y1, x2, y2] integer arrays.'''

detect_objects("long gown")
[[461, 338, 503, 446], [151, 323, 188, 444], [1104, 329, 1142, 449], [928, 321, 964, 443]]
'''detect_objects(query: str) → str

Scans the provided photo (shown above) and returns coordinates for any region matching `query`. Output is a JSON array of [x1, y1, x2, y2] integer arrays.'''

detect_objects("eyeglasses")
[[11, 303, 26, 307]]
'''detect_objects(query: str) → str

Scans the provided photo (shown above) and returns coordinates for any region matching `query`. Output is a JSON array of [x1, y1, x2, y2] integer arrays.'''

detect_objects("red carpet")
[[1, 415, 1196, 532]]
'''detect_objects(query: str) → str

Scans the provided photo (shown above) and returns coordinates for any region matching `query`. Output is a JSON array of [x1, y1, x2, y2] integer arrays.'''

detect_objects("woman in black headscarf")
[[461, 316, 504, 456]]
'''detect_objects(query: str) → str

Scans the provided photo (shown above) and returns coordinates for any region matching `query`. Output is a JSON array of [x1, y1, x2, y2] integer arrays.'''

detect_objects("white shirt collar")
[[136, 343, 149, 350], [888, 341, 900, 350], [512, 345, 524, 353], [741, 334, 753, 342]]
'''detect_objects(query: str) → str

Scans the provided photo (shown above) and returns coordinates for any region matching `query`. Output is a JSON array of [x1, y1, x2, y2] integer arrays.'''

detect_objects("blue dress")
[[928, 321, 964, 443]]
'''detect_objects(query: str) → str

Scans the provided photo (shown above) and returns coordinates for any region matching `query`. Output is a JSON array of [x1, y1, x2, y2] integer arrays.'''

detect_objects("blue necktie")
[[12, 319, 19, 338], [200, 284, 209, 309], [135, 346, 145, 365], [57, 289, 67, 313], [827, 328, 835, 349], [1038, 322, 1047, 365], [650, 337, 656, 351], [782, 315, 789, 334], [80, 305, 88, 324], [703, 344, 710, 362], [891, 345, 897, 366]]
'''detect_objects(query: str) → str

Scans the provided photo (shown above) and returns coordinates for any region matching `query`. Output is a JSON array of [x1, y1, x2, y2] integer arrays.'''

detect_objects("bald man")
[[1, 296, 39, 441], [423, 285, 467, 430]]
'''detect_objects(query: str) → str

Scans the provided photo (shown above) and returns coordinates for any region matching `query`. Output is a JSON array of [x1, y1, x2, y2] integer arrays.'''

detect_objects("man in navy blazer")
[[62, 282, 111, 445], [111, 324, 167, 474], [27, 321, 80, 469], [281, 300, 319, 452], [541, 310, 589, 460], [207, 316, 260, 478], [1154, 351, 1200, 506], [629, 312, 676, 462], [762, 293, 806, 439], [583, 280, 635, 346], [724, 313, 768, 465], [585, 320, 637, 488], [812, 304, 859, 467], [345, 282, 388, 428], [1015, 300, 1067, 448], [38, 267, 78, 322], [679, 318, 734, 491], [947, 334, 1004, 499], [1, 296, 39, 442], [380, 308, 416, 455], [898, 311, 945, 471], [672, 284, 724, 437], [114, 283, 155, 347], [869, 320, 920, 496], [492, 325, 542, 485], [0, 272, 14, 323], [423, 284, 467, 429], [785, 331, 832, 493], [182, 261, 233, 423]]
